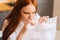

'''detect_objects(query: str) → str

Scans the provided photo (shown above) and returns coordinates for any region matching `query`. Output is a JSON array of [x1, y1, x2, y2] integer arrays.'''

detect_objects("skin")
[[2, 4, 49, 40], [20, 4, 36, 21], [17, 4, 49, 40], [20, 4, 49, 27], [20, 4, 36, 25]]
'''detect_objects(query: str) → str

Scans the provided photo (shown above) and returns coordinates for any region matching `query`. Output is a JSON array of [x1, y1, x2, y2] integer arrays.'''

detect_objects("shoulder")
[[8, 32, 16, 40], [2, 19, 9, 32]]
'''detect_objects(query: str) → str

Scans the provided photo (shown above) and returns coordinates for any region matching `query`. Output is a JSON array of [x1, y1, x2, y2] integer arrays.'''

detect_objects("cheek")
[[30, 14, 35, 19], [32, 14, 35, 18], [21, 13, 29, 20]]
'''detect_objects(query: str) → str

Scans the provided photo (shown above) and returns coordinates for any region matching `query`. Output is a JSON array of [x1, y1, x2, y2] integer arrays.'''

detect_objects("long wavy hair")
[[3, 0, 38, 40]]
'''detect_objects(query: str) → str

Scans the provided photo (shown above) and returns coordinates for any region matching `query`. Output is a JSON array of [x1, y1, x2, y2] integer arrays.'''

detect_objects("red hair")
[[3, 0, 38, 40]]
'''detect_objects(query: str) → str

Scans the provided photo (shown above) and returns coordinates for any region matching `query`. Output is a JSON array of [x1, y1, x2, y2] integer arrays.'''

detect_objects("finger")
[[42, 16, 46, 22], [42, 16, 49, 22], [24, 19, 30, 25], [43, 16, 47, 21], [28, 20, 35, 25], [44, 16, 49, 20], [25, 19, 34, 25], [39, 17, 44, 23], [39, 16, 47, 23], [24, 20, 28, 26], [46, 16, 49, 19]]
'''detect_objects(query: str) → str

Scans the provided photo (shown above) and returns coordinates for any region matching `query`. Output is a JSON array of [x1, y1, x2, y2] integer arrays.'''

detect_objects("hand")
[[39, 16, 49, 23], [23, 19, 34, 31], [24, 19, 34, 27]]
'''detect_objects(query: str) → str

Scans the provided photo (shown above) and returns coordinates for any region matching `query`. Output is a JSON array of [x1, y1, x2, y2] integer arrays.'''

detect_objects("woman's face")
[[20, 4, 36, 21]]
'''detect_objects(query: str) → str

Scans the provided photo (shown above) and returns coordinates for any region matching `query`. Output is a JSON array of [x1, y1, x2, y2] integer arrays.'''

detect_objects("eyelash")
[[24, 13, 29, 14], [24, 12, 36, 14], [33, 12, 36, 14]]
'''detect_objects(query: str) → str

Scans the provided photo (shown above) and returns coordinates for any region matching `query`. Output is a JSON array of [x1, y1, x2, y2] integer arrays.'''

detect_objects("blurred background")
[[0, 0, 60, 40]]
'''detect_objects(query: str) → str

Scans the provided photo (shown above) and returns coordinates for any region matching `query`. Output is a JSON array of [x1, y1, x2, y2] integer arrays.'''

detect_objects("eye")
[[32, 12, 36, 14], [24, 12, 29, 14]]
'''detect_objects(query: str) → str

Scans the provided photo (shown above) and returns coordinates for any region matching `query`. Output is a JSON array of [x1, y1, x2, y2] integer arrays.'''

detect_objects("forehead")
[[21, 4, 36, 12]]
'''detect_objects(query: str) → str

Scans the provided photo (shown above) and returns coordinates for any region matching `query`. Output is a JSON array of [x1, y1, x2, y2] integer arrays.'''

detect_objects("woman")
[[2, 0, 49, 40]]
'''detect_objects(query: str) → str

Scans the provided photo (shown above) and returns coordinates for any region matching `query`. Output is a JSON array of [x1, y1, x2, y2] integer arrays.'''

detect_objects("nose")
[[28, 13, 33, 20]]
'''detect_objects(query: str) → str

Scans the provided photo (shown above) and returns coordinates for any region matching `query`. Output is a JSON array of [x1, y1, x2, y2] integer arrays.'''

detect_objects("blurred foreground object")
[[0, 3, 13, 12]]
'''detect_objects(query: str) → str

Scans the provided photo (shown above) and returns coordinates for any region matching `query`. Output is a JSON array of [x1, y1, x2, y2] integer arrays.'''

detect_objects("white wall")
[[55, 31, 60, 40]]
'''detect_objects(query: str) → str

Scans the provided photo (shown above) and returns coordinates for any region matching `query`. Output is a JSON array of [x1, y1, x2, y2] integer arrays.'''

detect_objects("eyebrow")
[[32, 11, 36, 13], [24, 11, 36, 13]]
